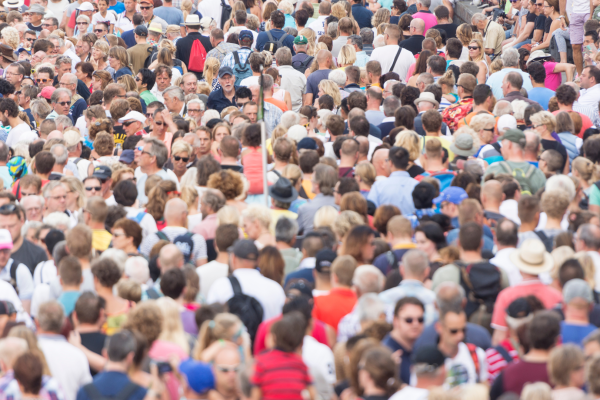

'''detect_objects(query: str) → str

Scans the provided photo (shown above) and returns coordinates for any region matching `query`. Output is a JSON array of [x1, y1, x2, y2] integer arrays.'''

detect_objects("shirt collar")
[[390, 170, 410, 178], [298, 257, 316, 270], [382, 116, 395, 122]]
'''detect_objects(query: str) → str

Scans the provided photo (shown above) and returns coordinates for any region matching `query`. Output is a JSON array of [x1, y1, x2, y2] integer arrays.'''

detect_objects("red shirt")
[[252, 349, 312, 400], [254, 316, 329, 354], [312, 287, 357, 332], [485, 339, 520, 383]]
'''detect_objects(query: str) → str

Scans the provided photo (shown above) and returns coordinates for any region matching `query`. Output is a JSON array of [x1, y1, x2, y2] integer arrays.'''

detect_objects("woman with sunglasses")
[[531, 0, 566, 53], [467, 39, 490, 84], [108, 46, 134, 80], [170, 141, 192, 182]]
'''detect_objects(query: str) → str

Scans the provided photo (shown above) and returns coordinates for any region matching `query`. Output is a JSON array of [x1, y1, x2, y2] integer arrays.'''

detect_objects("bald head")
[[164, 198, 188, 225], [372, 147, 389, 165], [47, 130, 63, 140], [62, 72, 77, 84], [316, 49, 332, 66], [410, 18, 425, 35], [0, 337, 28, 370], [577, 223, 600, 251], [214, 343, 242, 365], [435, 282, 465, 315], [348, 107, 366, 120], [356, 136, 369, 157], [158, 243, 184, 271], [482, 180, 504, 206]]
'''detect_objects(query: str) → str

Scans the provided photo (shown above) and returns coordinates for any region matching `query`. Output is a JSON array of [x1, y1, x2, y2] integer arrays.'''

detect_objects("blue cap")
[[297, 137, 317, 151], [16, 47, 30, 55], [433, 186, 468, 205], [119, 149, 135, 164], [218, 66, 234, 78], [179, 359, 214, 394], [239, 30, 253, 42]]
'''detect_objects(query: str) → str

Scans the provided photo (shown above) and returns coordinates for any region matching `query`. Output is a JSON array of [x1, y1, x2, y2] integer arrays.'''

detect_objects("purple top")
[[181, 309, 198, 336]]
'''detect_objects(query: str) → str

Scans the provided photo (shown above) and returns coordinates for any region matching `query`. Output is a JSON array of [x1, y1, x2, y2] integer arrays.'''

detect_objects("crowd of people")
[[0, 0, 598, 398]]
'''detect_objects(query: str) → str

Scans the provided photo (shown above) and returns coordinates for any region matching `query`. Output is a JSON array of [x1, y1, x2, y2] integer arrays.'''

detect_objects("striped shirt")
[[252, 350, 312, 400], [485, 339, 520, 383]]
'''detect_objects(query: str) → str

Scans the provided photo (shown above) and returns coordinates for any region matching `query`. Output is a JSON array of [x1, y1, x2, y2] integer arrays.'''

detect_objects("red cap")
[[38, 86, 56, 100]]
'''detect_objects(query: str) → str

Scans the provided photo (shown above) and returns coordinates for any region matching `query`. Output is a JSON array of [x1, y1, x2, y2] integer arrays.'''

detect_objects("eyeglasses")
[[173, 156, 189, 162], [449, 327, 467, 335], [57, 101, 70, 106], [215, 365, 241, 373], [76, 22, 89, 25], [403, 317, 424, 324], [113, 232, 126, 237], [188, 108, 201, 113], [135, 146, 144, 152], [94, 29, 105, 33], [140, 5, 152, 9], [25, 37, 35, 42], [135, 76, 141, 81], [123, 120, 137, 127], [467, 46, 479, 50], [85, 186, 101, 191], [145, 113, 152, 118], [5, 71, 21, 77], [0, 204, 17, 215], [483, 127, 494, 132]]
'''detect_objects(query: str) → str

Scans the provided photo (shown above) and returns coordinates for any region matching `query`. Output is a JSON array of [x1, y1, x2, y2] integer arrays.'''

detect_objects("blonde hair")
[[314, 205, 339, 229], [574, 251, 596, 290], [203, 57, 220, 85], [394, 130, 421, 161], [319, 80, 341, 106], [490, 58, 503, 74], [530, 111, 557, 133], [260, 50, 273, 69], [371, 8, 390, 29], [156, 297, 190, 354], [281, 163, 302, 186], [217, 205, 241, 226], [572, 156, 596, 184], [171, 140, 192, 158], [60, 176, 85, 209], [470, 113, 496, 132], [193, 313, 243, 359], [338, 44, 356, 66], [456, 23, 473, 46], [550, 245, 575, 280], [438, 69, 455, 87], [117, 75, 137, 92], [425, 28, 443, 49], [242, 204, 272, 230], [2, 26, 19, 50], [521, 382, 552, 400], [279, 0, 293, 14], [355, 162, 376, 187], [181, 0, 193, 21], [7, 326, 52, 376], [331, 2, 347, 19], [299, 28, 317, 56], [333, 210, 364, 241], [468, 39, 485, 62]]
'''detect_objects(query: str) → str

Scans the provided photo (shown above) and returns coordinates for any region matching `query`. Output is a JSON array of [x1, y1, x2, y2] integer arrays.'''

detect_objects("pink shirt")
[[491, 280, 562, 330], [544, 61, 562, 91], [412, 11, 438, 34], [192, 213, 218, 240]]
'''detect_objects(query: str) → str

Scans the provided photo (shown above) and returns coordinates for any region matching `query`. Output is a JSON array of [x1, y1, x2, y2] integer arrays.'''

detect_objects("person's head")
[[581, 66, 600, 90], [435, 306, 466, 350], [13, 352, 43, 395], [36, 301, 64, 333], [393, 296, 425, 341], [340, 225, 375, 265], [541, 190, 570, 220], [91, 257, 122, 290], [529, 310, 560, 350]]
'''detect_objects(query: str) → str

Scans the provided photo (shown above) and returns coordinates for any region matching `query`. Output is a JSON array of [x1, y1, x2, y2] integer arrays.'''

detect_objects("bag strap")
[[466, 343, 481, 383], [389, 46, 403, 73], [233, 51, 241, 66], [278, 32, 289, 44], [228, 275, 243, 295], [341, 167, 353, 177], [114, 382, 140, 400], [524, 163, 535, 179], [155, 231, 169, 242], [8, 259, 16, 282], [498, 161, 512, 174], [83, 383, 107, 400], [266, 31, 274, 42], [493, 344, 513, 363]]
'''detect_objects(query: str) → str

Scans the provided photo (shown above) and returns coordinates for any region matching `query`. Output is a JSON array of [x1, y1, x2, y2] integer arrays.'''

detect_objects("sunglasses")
[[77, 22, 89, 25], [449, 327, 467, 335], [57, 101, 70, 106], [215, 365, 241, 373], [135, 77, 141, 81], [403, 317, 424, 324], [140, 5, 152, 9], [0, 204, 17, 215], [173, 156, 189, 162], [94, 29, 105, 33], [155, 121, 164, 126], [136, 146, 144, 152], [145, 113, 152, 118], [468, 46, 479, 50], [123, 120, 137, 127], [85, 186, 101, 191]]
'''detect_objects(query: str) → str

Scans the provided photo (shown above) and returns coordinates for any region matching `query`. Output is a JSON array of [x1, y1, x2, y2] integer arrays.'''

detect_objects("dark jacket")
[[176, 31, 213, 79], [351, 4, 374, 29], [378, 121, 395, 139], [503, 91, 540, 105], [399, 35, 425, 55], [206, 86, 237, 114], [256, 28, 296, 54]]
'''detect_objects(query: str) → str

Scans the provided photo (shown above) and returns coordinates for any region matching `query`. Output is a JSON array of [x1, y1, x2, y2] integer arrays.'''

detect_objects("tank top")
[[242, 147, 264, 195], [273, 88, 286, 102]]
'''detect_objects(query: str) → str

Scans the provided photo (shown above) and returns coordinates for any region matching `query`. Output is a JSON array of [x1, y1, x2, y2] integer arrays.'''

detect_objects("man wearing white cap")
[[176, 15, 213, 79], [119, 111, 147, 137], [65, 129, 92, 179], [0, 229, 34, 314]]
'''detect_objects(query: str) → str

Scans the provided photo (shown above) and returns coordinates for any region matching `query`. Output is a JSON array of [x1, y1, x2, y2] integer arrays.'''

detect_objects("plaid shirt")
[[206, 42, 241, 64], [263, 101, 282, 137], [221, 47, 253, 70], [442, 97, 474, 133], [0, 371, 65, 400]]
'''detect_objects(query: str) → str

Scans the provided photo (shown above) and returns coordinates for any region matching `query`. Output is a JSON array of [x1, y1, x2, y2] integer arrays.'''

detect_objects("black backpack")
[[83, 382, 140, 400], [155, 231, 195, 264], [455, 261, 502, 332], [263, 31, 289, 54], [226, 275, 263, 345], [533, 230, 554, 253], [292, 55, 314, 73]]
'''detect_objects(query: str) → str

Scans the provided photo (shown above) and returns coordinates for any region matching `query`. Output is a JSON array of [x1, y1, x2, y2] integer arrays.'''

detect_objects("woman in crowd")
[[207, 169, 247, 213], [75, 62, 94, 93], [194, 312, 251, 363], [109, 46, 133, 80], [547, 344, 587, 400], [242, 204, 275, 249], [258, 246, 285, 285], [340, 225, 376, 265], [170, 141, 193, 183], [394, 130, 424, 177], [61, 177, 85, 222], [456, 23, 472, 60], [91, 70, 113, 91], [468, 39, 490, 84], [414, 221, 447, 276], [146, 180, 180, 230], [531, 111, 569, 174]]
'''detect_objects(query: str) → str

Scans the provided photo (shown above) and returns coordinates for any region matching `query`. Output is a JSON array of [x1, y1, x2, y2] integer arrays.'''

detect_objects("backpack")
[[263, 31, 289, 54], [232, 51, 252, 86], [497, 161, 536, 195], [220, 0, 232, 29], [534, 230, 554, 253], [155, 231, 195, 264], [143, 45, 157, 69], [83, 382, 140, 400], [419, 170, 456, 191], [493, 344, 514, 363], [226, 275, 263, 344], [129, 211, 147, 224], [291, 55, 314, 73], [455, 261, 502, 333], [188, 39, 207, 72], [6, 259, 17, 294]]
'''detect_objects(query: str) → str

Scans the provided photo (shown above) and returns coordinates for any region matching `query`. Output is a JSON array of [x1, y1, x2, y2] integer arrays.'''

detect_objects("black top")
[[407, 163, 425, 178], [541, 138, 568, 171], [175, 32, 213, 79], [544, 16, 553, 33], [12, 239, 47, 275], [81, 331, 108, 376], [431, 23, 458, 39], [399, 35, 425, 55], [221, 164, 244, 173], [535, 14, 546, 32], [526, 12, 538, 39]]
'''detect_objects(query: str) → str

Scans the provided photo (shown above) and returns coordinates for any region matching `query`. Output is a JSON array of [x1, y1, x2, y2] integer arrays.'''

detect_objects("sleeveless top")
[[273, 88, 286, 102], [242, 147, 264, 195]]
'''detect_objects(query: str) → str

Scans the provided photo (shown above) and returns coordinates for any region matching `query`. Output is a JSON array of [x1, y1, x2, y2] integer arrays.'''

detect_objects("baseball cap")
[[76, 2, 95, 11], [0, 229, 13, 250], [412, 345, 446, 368], [200, 17, 213, 29], [179, 359, 214, 395], [498, 128, 525, 144], [119, 150, 135, 164], [92, 165, 112, 181], [43, 230, 65, 255], [285, 279, 313, 299], [297, 137, 317, 151], [315, 249, 336, 273], [239, 30, 253, 42], [218, 66, 234, 78], [38, 86, 55, 100], [294, 35, 308, 45], [563, 278, 593, 304], [432, 186, 468, 205], [505, 297, 534, 330], [228, 239, 259, 261], [134, 25, 148, 37], [497, 115, 518, 133], [64, 130, 82, 148], [16, 47, 30, 55], [119, 111, 146, 125], [0, 301, 16, 316]]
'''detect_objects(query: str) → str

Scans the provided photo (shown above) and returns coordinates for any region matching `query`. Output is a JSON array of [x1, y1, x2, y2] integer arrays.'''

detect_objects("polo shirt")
[[491, 280, 562, 331], [252, 350, 312, 400], [312, 287, 357, 332], [351, 4, 374, 28], [206, 86, 238, 114], [412, 11, 437, 33], [381, 334, 412, 385], [483, 20, 505, 56]]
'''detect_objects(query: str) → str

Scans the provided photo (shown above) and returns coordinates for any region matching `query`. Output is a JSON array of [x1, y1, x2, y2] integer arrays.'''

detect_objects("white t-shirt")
[[240, 75, 260, 87], [33, 260, 57, 287], [307, 15, 327, 38], [0, 259, 34, 300], [135, 167, 180, 205], [303, 336, 336, 400], [196, 260, 229, 299], [92, 11, 117, 26], [443, 342, 488, 388], [68, 156, 92, 180], [124, 206, 158, 240], [115, 11, 134, 33], [369, 45, 415, 83], [46, 0, 70, 20], [6, 123, 37, 146], [389, 386, 429, 400]]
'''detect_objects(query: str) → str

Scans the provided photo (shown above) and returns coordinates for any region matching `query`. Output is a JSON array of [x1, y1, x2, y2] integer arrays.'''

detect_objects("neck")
[[96, 285, 114, 298], [390, 330, 416, 350], [366, 102, 380, 111], [220, 156, 238, 165], [105, 361, 128, 373], [314, 277, 332, 291], [124, 243, 138, 254], [508, 152, 525, 162], [438, 18, 449, 23], [51, 165, 64, 174], [62, 284, 80, 292], [532, 81, 545, 88], [141, 163, 161, 174], [564, 308, 590, 324], [558, 103, 573, 111], [8, 116, 22, 128], [424, 130, 441, 136], [438, 341, 459, 358], [79, 257, 90, 270], [425, 159, 444, 170], [75, 323, 100, 333], [88, 220, 105, 230], [162, 1, 173, 5], [460, 249, 482, 263], [166, 220, 185, 228], [339, 157, 355, 168], [545, 217, 562, 230], [215, 251, 229, 264], [524, 348, 551, 362], [273, 159, 287, 169], [484, 203, 500, 213], [276, 241, 292, 250], [473, 104, 488, 113]]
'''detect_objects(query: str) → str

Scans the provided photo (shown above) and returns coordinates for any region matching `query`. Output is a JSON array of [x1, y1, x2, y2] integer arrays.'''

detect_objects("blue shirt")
[[153, 6, 184, 25], [306, 69, 331, 98], [121, 29, 137, 48], [76, 371, 146, 400], [561, 321, 597, 346], [109, 2, 126, 13], [368, 171, 418, 216], [58, 290, 80, 316], [381, 334, 412, 385], [284, 14, 296, 28], [527, 87, 555, 110], [206, 86, 238, 114], [354, 51, 370, 67], [351, 4, 373, 28], [256, 29, 296, 54], [0, 166, 12, 189], [486, 68, 534, 100], [114, 66, 133, 80]]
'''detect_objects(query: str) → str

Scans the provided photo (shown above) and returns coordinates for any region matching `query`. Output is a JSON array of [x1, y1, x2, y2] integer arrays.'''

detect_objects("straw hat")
[[509, 239, 554, 275]]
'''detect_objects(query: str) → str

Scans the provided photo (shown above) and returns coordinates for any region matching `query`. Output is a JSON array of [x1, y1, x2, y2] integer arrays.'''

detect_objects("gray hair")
[[360, 27, 374, 45], [187, 98, 205, 111], [142, 136, 169, 168], [0, 141, 9, 162], [275, 46, 292, 66], [55, 55, 72, 67], [50, 144, 68, 165], [505, 71, 523, 90], [577, 224, 600, 250], [275, 217, 298, 244], [348, 35, 363, 50], [502, 48, 519, 67], [202, 189, 226, 213], [47, 34, 64, 48], [356, 293, 386, 323], [51, 88, 72, 104], [401, 249, 430, 277], [100, 248, 128, 274], [30, 99, 52, 119], [546, 174, 576, 202], [42, 181, 64, 199], [435, 281, 466, 316], [327, 21, 338, 38], [493, 100, 513, 116], [382, 95, 400, 117], [259, 74, 274, 92], [21, 220, 42, 240], [352, 264, 385, 294], [163, 86, 185, 102], [62, 72, 77, 84], [471, 13, 487, 24], [281, 111, 300, 128], [55, 115, 73, 130], [329, 69, 347, 87], [416, 72, 434, 86], [37, 301, 65, 333], [417, 0, 431, 7], [44, 212, 71, 229], [124, 256, 150, 285], [184, 132, 201, 148]]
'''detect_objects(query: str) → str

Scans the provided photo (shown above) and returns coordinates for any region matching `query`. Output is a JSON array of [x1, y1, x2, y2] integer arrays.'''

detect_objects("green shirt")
[[483, 161, 547, 195], [594, 5, 600, 20], [590, 184, 600, 206], [140, 90, 158, 106]]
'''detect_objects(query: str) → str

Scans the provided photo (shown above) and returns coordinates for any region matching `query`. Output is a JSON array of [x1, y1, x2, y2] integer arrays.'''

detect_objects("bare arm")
[[195, 257, 207, 267], [492, 328, 507, 346], [443, 0, 454, 19], [552, 62, 576, 81], [303, 93, 313, 106], [505, 22, 535, 48], [532, 19, 560, 50], [251, 387, 262, 400]]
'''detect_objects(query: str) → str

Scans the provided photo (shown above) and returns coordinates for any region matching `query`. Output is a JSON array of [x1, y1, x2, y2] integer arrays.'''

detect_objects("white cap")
[[0, 229, 13, 251], [497, 114, 517, 133], [77, 2, 95, 11], [64, 130, 82, 148], [287, 124, 308, 143], [118, 111, 146, 124]]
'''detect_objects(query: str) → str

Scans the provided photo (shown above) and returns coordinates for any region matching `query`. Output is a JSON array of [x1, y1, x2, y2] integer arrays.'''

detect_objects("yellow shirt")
[[270, 209, 298, 235], [419, 135, 455, 162], [92, 229, 113, 252]]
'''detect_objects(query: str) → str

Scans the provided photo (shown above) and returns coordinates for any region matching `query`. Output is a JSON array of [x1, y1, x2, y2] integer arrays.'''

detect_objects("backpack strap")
[[73, 157, 83, 165], [155, 231, 169, 242], [8, 259, 16, 283], [228, 275, 242, 295], [498, 161, 512, 175], [389, 46, 403, 73], [524, 163, 535, 179], [114, 382, 140, 400], [493, 344, 513, 363], [341, 167, 353, 177], [83, 383, 106, 400], [466, 343, 481, 383], [233, 51, 241, 66], [278, 32, 289, 44], [266, 30, 274, 42]]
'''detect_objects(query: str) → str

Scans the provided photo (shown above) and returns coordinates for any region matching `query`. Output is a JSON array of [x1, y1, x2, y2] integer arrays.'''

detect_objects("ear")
[[434, 321, 441, 334]]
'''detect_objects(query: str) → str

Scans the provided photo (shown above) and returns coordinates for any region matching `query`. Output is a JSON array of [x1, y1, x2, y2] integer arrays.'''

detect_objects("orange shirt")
[[312, 287, 357, 332], [457, 110, 495, 129], [265, 98, 288, 112]]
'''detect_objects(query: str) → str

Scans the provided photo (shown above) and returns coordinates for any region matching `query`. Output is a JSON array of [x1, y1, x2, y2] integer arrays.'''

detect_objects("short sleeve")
[[544, 61, 557, 75], [590, 184, 600, 206], [491, 291, 508, 330], [192, 234, 207, 261], [68, 11, 76, 29]]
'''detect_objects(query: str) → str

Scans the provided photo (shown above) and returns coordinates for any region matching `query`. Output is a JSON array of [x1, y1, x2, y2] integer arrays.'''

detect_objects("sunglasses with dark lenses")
[[404, 317, 424, 324], [57, 101, 70, 106], [173, 156, 189, 162], [135, 77, 141, 81], [94, 29, 105, 33], [468, 46, 479, 50], [155, 121, 164, 126], [0, 204, 17, 214], [36, 78, 49, 83], [77, 22, 89, 25], [449, 328, 467, 335], [123, 121, 136, 127], [85, 186, 102, 191], [140, 5, 152, 9]]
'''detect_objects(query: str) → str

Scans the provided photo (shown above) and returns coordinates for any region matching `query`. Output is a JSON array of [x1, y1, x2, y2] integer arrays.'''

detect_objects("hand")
[[160, 109, 174, 125], [68, 330, 82, 347], [560, 17, 567, 30], [391, 349, 403, 365]]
